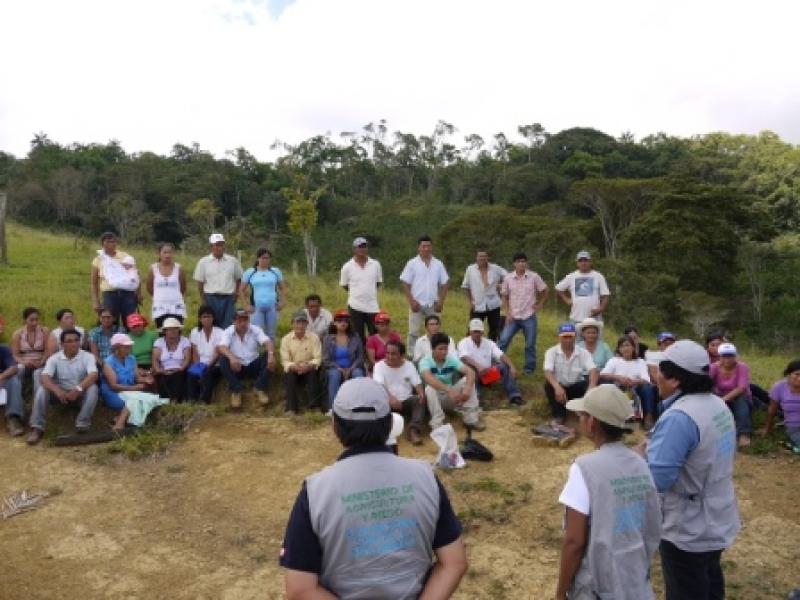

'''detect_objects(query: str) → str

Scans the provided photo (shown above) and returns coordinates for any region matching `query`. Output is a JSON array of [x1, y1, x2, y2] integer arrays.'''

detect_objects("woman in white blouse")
[[600, 335, 652, 424], [147, 242, 187, 329], [152, 317, 191, 402], [186, 305, 224, 403]]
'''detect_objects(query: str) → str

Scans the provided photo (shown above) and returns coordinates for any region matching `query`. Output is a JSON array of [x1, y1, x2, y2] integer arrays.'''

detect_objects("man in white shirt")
[[340, 237, 383, 343], [458, 319, 524, 407], [555, 250, 610, 323], [412, 314, 457, 365], [373, 340, 426, 445], [461, 249, 507, 341], [217, 309, 275, 409], [400, 235, 449, 355], [303, 294, 333, 339], [193, 233, 244, 329], [543, 323, 598, 424]]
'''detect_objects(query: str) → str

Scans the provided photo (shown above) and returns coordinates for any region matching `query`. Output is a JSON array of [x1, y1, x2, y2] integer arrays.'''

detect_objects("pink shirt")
[[710, 361, 751, 399], [501, 270, 548, 320]]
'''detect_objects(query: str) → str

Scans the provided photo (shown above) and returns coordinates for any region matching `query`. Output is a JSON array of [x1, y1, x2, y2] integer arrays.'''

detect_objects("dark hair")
[[615, 335, 637, 357], [252, 247, 272, 268], [597, 420, 626, 442], [100, 231, 117, 242], [385, 340, 406, 356], [512, 251, 528, 262], [705, 331, 725, 346], [22, 307, 39, 320], [430, 332, 450, 350], [99, 308, 114, 318], [60, 328, 81, 343], [328, 317, 352, 335], [55, 308, 73, 322], [304, 293, 322, 305], [418, 235, 432, 244], [333, 412, 393, 447], [623, 325, 639, 335], [783, 360, 800, 377], [196, 304, 216, 332], [157, 242, 174, 253], [424, 314, 441, 327], [659, 360, 713, 394]]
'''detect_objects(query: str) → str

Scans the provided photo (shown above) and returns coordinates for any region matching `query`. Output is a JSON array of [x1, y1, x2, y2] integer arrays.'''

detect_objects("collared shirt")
[[190, 326, 225, 364], [461, 263, 507, 311], [51, 326, 86, 351], [457, 336, 504, 370], [373, 359, 422, 400], [339, 257, 383, 313], [220, 324, 269, 366], [419, 355, 465, 386], [412, 335, 457, 364], [304, 308, 332, 339], [43, 350, 97, 391], [280, 331, 322, 370], [543, 343, 596, 385], [399, 255, 449, 306], [193, 253, 243, 295], [92, 250, 131, 293], [501, 270, 548, 320]]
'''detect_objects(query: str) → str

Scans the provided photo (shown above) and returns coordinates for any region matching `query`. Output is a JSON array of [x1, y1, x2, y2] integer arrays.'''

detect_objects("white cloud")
[[1, 0, 798, 160]]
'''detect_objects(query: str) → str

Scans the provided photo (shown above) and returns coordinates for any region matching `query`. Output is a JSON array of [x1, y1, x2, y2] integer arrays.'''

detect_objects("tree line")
[[1, 123, 800, 346]]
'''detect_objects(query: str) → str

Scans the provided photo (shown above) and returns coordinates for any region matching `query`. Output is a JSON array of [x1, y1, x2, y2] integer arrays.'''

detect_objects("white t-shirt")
[[399, 256, 449, 306], [555, 270, 610, 322], [189, 326, 225, 364], [154, 336, 191, 371], [221, 324, 269, 366], [457, 336, 504, 370], [601, 357, 650, 382], [372, 360, 422, 400], [558, 463, 591, 516], [339, 257, 383, 313], [412, 335, 457, 364]]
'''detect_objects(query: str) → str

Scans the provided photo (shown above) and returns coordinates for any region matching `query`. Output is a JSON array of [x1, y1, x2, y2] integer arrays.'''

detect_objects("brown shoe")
[[26, 428, 43, 446], [6, 417, 24, 437], [406, 427, 423, 446], [230, 393, 242, 409], [256, 390, 270, 407]]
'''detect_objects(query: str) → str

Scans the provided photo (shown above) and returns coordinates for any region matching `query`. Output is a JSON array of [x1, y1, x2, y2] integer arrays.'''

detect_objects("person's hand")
[[267, 355, 276, 371], [245, 304, 255, 314], [389, 396, 402, 411], [554, 384, 567, 404], [434, 300, 443, 313], [230, 358, 242, 373], [478, 367, 489, 377], [564, 297, 573, 306], [53, 389, 68, 404], [135, 383, 146, 391], [93, 301, 102, 314], [447, 387, 461, 404], [590, 307, 602, 317], [409, 299, 421, 312], [509, 366, 518, 380]]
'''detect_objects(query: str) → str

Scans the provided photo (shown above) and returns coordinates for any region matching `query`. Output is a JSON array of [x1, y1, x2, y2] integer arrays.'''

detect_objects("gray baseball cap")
[[333, 378, 390, 421], [566, 384, 634, 431], [662, 339, 709, 375], [292, 310, 309, 322]]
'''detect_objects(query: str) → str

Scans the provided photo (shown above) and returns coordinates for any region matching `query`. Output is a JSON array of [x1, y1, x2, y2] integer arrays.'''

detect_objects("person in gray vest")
[[279, 378, 467, 599], [637, 340, 740, 600], [555, 384, 661, 600]]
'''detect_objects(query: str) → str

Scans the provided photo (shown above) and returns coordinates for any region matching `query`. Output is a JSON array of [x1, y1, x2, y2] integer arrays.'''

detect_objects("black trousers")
[[469, 307, 503, 342], [348, 306, 376, 345], [544, 380, 588, 419], [157, 370, 187, 402], [660, 539, 725, 600], [284, 370, 321, 412]]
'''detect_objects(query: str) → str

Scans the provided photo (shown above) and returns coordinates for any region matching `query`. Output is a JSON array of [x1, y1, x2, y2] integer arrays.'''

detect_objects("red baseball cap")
[[374, 311, 391, 323], [334, 309, 350, 320], [126, 313, 148, 328]]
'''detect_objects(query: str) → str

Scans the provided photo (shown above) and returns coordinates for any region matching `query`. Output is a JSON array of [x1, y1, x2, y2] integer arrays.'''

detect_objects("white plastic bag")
[[430, 423, 466, 469]]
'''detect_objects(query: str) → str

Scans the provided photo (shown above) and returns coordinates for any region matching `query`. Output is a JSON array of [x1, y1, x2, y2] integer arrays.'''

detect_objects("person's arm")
[[103, 362, 143, 392], [435, 282, 449, 312], [178, 266, 187, 295], [147, 268, 156, 297], [350, 336, 365, 371], [339, 264, 349, 292], [263, 338, 276, 370], [402, 282, 420, 312], [646, 412, 700, 492], [500, 353, 517, 378], [544, 369, 566, 403], [91, 264, 102, 312], [462, 274, 474, 311], [418, 537, 468, 600], [554, 508, 589, 600], [458, 364, 475, 401], [151, 345, 164, 375], [180, 343, 192, 371], [764, 399, 779, 433], [45, 333, 59, 359], [596, 294, 610, 314], [10, 331, 24, 365], [309, 336, 322, 368], [0, 361, 18, 382], [421, 369, 449, 394], [459, 354, 482, 374], [196, 281, 205, 300], [284, 571, 337, 600], [40, 372, 67, 403], [366, 342, 377, 369], [191, 343, 201, 364], [280, 338, 295, 372], [89, 337, 102, 365], [556, 290, 572, 306], [535, 285, 550, 311], [239, 273, 253, 312], [587, 368, 599, 389], [722, 363, 750, 402], [277, 280, 287, 311]]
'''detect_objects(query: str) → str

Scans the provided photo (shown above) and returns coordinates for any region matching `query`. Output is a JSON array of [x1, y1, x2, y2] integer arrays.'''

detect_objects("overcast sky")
[[1, 0, 798, 160]]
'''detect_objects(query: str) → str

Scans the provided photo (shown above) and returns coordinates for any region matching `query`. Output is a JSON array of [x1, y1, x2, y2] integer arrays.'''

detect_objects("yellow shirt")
[[92, 250, 131, 293], [280, 331, 321, 370]]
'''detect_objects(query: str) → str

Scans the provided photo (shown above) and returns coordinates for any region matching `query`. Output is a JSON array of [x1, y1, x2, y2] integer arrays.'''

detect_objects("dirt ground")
[[0, 396, 798, 600]]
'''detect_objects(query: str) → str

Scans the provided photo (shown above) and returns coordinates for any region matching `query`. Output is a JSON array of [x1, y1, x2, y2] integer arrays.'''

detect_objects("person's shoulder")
[[319, 308, 332, 318]]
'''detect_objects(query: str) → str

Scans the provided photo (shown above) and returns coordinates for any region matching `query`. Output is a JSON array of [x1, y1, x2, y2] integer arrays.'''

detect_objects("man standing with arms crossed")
[[400, 235, 449, 355], [193, 233, 243, 329], [340, 236, 383, 344]]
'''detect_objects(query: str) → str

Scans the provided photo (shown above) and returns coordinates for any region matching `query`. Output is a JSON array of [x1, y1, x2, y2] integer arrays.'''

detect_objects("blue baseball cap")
[[656, 331, 676, 343], [558, 322, 577, 336]]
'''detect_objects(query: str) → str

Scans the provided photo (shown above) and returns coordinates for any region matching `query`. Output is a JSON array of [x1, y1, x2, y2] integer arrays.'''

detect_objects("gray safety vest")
[[660, 393, 741, 552], [570, 442, 661, 600], [306, 450, 440, 599]]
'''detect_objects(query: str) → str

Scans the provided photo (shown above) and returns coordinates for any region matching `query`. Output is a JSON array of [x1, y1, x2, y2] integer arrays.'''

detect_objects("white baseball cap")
[[333, 378, 391, 421], [718, 342, 737, 356], [468, 318, 484, 332], [662, 339, 710, 375], [208, 233, 225, 244]]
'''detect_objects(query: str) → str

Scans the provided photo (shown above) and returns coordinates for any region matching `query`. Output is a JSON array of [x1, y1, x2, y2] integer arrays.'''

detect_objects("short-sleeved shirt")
[[419, 355, 464, 386], [153, 336, 191, 371], [89, 326, 121, 361], [601, 357, 650, 383], [304, 308, 333, 339], [555, 270, 610, 322], [92, 250, 132, 293], [340, 257, 383, 313], [279, 446, 462, 574], [131, 329, 158, 366], [193, 254, 243, 295], [365, 331, 402, 364], [0, 344, 16, 372], [543, 344, 596, 386], [190, 326, 225, 365], [457, 336, 504, 371], [412, 335, 457, 364], [373, 359, 422, 400], [501, 270, 548, 320], [242, 266, 283, 308], [399, 256, 449, 306], [51, 326, 86, 351], [710, 361, 751, 399], [43, 350, 97, 391], [769, 379, 800, 428], [221, 324, 268, 366], [461, 263, 507, 312], [558, 463, 591, 516]]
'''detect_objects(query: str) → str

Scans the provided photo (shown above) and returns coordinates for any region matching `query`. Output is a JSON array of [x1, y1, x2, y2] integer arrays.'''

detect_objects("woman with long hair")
[[322, 310, 365, 411]]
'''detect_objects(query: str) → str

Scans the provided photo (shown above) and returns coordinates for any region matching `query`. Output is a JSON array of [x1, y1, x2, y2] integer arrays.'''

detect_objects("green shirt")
[[418, 355, 464, 386], [131, 329, 158, 366]]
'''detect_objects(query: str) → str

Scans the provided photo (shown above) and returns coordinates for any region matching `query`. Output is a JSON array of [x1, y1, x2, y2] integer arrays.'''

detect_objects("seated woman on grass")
[[764, 359, 800, 452], [11, 307, 49, 399], [600, 335, 654, 428], [100, 334, 142, 431], [322, 310, 365, 412], [126, 313, 158, 380], [576, 318, 613, 370], [709, 342, 753, 449], [47, 308, 87, 353], [365, 311, 401, 372], [152, 318, 191, 402]]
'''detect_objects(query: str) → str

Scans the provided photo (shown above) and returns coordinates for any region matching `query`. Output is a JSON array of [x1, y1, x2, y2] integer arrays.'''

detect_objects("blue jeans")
[[1, 374, 24, 419], [637, 383, 658, 417], [103, 290, 138, 330], [728, 394, 752, 435], [251, 304, 279, 341], [473, 363, 521, 401], [219, 355, 269, 393], [326, 367, 365, 410], [204, 294, 236, 329], [498, 314, 537, 373]]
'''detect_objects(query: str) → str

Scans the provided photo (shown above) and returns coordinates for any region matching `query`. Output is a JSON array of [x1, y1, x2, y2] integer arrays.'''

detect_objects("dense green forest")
[[2, 123, 800, 346]]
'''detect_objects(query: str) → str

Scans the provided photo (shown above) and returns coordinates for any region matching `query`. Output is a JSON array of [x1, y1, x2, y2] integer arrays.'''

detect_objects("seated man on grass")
[[420, 333, 485, 431], [373, 340, 426, 445], [27, 329, 99, 445], [543, 323, 598, 425], [217, 309, 275, 409], [280, 310, 322, 414]]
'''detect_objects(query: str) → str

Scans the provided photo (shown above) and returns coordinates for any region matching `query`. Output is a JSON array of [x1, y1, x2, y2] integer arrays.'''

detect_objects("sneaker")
[[467, 418, 486, 432], [6, 416, 24, 437], [230, 393, 242, 409], [26, 428, 43, 446], [406, 427, 423, 446], [256, 390, 270, 407], [737, 434, 751, 449], [509, 396, 526, 408]]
